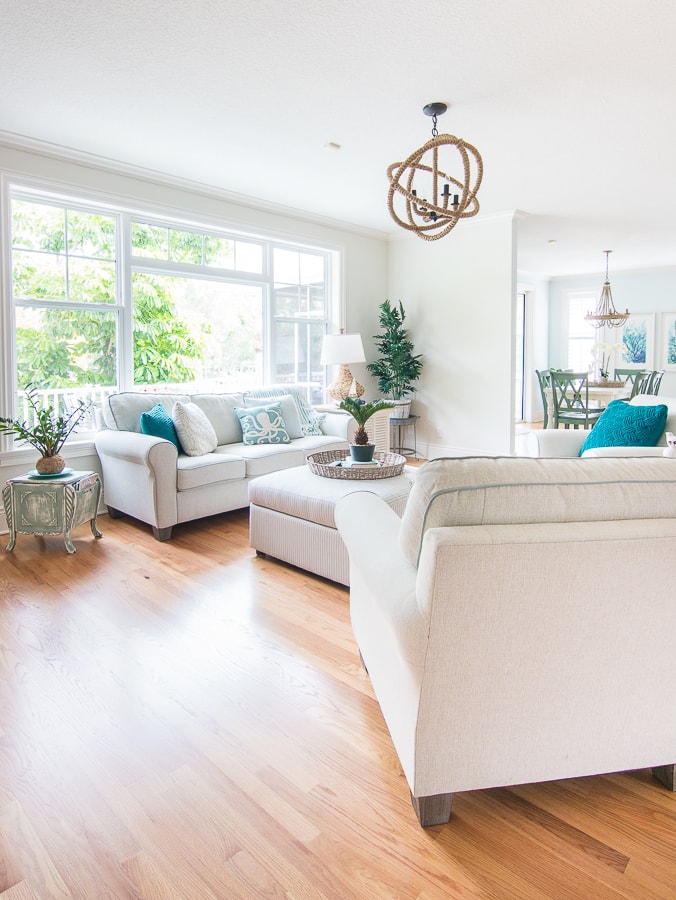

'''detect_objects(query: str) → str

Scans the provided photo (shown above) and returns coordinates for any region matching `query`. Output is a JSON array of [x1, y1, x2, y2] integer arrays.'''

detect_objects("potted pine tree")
[[367, 300, 422, 418]]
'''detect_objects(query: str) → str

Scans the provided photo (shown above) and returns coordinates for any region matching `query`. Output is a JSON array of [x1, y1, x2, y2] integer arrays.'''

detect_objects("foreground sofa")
[[335, 456, 676, 826], [95, 388, 352, 539]]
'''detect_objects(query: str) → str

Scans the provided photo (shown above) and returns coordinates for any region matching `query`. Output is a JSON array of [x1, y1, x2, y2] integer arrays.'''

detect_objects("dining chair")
[[549, 371, 604, 429], [615, 368, 648, 394], [535, 369, 552, 429], [630, 371, 654, 397], [648, 370, 665, 395]]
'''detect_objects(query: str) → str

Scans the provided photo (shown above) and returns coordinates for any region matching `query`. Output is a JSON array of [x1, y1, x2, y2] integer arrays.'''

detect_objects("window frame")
[[0, 176, 340, 455]]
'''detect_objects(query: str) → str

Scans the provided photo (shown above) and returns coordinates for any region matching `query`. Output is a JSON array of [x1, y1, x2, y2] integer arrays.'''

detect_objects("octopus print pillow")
[[234, 403, 291, 445]]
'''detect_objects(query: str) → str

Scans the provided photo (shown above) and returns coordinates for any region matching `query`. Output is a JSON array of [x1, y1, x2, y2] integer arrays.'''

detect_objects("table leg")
[[2, 485, 16, 552]]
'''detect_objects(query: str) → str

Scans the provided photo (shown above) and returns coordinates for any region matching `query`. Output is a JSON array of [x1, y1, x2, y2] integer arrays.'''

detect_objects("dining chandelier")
[[584, 250, 630, 329], [387, 102, 483, 241]]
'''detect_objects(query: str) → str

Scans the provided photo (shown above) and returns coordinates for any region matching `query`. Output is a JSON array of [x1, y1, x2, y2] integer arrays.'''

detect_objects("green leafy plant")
[[339, 396, 393, 445], [367, 300, 422, 400], [0, 386, 90, 457]]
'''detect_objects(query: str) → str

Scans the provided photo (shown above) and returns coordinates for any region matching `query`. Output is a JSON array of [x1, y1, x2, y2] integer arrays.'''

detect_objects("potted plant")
[[0, 386, 90, 475], [339, 396, 393, 462], [367, 300, 422, 418]]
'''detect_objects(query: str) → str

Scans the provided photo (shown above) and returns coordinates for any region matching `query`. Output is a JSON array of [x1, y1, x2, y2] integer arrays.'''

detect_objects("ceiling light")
[[584, 250, 630, 329], [387, 102, 483, 241]]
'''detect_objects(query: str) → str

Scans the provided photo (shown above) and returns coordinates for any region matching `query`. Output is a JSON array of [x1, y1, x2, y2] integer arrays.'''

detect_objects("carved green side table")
[[3, 470, 102, 554]]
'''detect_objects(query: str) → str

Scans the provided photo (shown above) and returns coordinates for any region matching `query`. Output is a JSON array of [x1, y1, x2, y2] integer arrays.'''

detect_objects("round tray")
[[307, 449, 406, 479]]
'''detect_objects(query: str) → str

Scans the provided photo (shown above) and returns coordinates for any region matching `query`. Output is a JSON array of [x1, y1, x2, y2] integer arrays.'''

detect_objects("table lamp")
[[320, 330, 366, 402]]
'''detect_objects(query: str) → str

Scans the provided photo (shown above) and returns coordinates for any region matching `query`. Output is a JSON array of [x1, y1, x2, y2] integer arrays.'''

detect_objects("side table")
[[390, 415, 420, 458], [3, 470, 103, 554]]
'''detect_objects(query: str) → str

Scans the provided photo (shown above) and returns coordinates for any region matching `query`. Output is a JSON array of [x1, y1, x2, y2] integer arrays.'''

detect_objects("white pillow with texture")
[[172, 401, 218, 456]]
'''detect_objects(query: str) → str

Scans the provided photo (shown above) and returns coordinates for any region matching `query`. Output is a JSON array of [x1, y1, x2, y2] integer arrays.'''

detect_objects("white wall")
[[387, 213, 517, 457]]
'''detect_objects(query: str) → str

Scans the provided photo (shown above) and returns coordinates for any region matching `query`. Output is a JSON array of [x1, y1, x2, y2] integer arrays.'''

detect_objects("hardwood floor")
[[1, 507, 675, 899]]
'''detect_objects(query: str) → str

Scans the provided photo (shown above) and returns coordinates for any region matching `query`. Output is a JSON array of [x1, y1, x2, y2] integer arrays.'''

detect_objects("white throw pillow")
[[172, 401, 218, 456]]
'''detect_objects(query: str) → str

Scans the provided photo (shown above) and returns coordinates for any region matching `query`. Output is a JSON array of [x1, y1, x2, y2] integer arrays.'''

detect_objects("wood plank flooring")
[[1, 507, 675, 899]]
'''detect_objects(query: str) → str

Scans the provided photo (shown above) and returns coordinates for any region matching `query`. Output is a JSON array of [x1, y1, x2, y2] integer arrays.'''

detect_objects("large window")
[[4, 186, 334, 445], [566, 291, 596, 370]]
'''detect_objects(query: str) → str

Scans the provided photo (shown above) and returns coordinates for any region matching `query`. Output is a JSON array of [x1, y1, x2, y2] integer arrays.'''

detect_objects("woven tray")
[[307, 449, 406, 479]]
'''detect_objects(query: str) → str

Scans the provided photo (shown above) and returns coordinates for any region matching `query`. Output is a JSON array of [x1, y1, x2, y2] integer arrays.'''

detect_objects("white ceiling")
[[2, 0, 676, 278]]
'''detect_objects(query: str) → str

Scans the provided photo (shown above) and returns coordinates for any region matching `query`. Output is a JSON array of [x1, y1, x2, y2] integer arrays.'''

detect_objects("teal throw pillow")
[[140, 402, 180, 449], [234, 403, 291, 445], [579, 400, 668, 455]]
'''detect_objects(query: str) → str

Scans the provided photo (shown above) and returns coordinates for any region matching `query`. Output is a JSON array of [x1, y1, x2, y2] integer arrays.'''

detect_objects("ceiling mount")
[[387, 101, 483, 241]]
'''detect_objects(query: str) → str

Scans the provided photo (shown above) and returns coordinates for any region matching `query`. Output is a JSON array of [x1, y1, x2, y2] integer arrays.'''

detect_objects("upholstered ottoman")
[[249, 464, 415, 585]]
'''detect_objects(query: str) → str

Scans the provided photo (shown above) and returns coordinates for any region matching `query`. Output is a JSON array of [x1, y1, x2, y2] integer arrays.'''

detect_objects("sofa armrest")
[[581, 446, 667, 457], [515, 428, 589, 458], [335, 491, 425, 666], [94, 429, 179, 529], [319, 411, 351, 440]]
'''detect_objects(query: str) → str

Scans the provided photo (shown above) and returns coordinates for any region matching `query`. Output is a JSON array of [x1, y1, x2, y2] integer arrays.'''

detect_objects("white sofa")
[[95, 388, 352, 540], [517, 394, 676, 458], [335, 455, 676, 826]]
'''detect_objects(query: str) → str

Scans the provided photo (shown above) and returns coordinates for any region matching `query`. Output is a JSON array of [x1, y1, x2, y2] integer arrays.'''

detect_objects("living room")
[[1, 2, 676, 898]]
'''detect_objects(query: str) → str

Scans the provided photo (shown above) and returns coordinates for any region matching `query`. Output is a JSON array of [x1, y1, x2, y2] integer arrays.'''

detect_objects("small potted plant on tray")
[[0, 386, 90, 475], [339, 396, 393, 463]]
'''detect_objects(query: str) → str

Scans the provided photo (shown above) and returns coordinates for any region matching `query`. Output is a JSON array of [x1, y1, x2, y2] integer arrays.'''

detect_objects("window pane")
[[204, 235, 234, 267], [69, 258, 117, 303], [169, 229, 203, 264], [235, 241, 263, 273], [16, 305, 117, 392], [131, 222, 168, 259], [132, 273, 263, 390], [273, 248, 298, 284], [13, 249, 66, 301], [11, 199, 65, 252], [67, 210, 116, 258], [271, 320, 324, 401], [299, 252, 324, 285]]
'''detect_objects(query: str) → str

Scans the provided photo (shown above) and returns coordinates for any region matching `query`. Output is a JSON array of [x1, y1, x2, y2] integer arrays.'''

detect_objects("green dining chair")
[[549, 371, 604, 429]]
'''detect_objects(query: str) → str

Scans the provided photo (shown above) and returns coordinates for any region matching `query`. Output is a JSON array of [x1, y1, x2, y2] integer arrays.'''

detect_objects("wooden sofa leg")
[[106, 506, 123, 519], [152, 525, 173, 542], [652, 764, 676, 791], [410, 791, 454, 827]]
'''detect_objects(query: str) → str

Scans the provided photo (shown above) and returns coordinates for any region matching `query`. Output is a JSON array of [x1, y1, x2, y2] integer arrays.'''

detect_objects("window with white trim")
[[4, 185, 335, 445], [566, 291, 596, 371]]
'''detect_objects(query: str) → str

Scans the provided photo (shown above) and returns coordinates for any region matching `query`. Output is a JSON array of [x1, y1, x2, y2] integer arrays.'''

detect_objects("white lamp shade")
[[320, 332, 366, 365]]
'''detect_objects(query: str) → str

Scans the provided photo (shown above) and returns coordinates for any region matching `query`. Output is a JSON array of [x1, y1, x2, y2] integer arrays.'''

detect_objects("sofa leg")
[[410, 791, 454, 827], [652, 764, 676, 791], [152, 525, 173, 541], [106, 506, 123, 519]]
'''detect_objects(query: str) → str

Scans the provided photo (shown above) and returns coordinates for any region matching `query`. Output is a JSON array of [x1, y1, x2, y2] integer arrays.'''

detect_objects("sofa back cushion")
[[189, 393, 244, 445], [102, 392, 190, 433], [398, 456, 676, 566]]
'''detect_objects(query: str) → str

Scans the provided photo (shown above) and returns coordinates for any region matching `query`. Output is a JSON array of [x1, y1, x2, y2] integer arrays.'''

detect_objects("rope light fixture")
[[387, 102, 483, 241], [584, 250, 630, 329]]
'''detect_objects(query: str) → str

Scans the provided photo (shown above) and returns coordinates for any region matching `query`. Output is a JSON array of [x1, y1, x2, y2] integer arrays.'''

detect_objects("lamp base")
[[327, 364, 364, 402]]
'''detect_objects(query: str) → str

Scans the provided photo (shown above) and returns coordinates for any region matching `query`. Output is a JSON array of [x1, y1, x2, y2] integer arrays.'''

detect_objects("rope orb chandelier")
[[387, 102, 483, 241]]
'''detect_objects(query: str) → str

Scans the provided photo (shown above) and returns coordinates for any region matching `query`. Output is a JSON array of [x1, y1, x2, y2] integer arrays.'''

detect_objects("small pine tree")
[[367, 300, 422, 399]]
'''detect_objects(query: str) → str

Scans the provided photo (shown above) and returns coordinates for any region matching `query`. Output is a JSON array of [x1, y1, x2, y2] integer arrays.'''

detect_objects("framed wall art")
[[615, 313, 654, 369], [659, 312, 676, 370]]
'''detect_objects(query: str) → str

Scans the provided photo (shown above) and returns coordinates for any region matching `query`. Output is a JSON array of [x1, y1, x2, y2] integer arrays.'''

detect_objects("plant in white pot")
[[0, 386, 90, 475], [339, 396, 393, 462], [367, 300, 422, 418]]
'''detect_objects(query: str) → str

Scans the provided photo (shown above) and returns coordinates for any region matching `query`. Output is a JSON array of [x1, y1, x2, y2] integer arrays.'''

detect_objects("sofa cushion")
[[398, 456, 676, 566], [140, 402, 180, 448], [172, 401, 219, 456], [218, 442, 306, 477], [189, 393, 244, 445], [102, 392, 190, 432], [245, 386, 325, 436], [176, 452, 246, 491], [579, 400, 668, 455], [244, 393, 302, 439], [235, 403, 291, 445]]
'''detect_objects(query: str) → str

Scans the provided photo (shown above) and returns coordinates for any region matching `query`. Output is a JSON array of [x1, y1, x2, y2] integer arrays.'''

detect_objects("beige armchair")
[[335, 456, 676, 826]]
